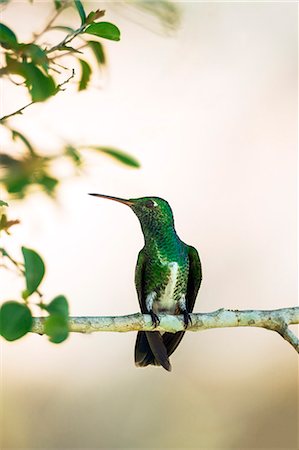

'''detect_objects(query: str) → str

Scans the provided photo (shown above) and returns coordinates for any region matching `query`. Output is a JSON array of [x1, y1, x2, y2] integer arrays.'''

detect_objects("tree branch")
[[31, 306, 299, 353], [0, 69, 75, 123]]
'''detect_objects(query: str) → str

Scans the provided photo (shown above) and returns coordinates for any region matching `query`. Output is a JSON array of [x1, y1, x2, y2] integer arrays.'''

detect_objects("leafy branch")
[[0, 0, 120, 121], [0, 1, 139, 200]]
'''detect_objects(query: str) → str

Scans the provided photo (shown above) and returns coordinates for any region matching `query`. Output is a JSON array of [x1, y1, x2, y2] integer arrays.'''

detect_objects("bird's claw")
[[150, 311, 160, 328], [183, 311, 192, 329]]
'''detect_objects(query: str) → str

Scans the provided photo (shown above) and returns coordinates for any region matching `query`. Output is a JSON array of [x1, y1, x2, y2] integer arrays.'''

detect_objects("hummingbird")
[[89, 194, 202, 371]]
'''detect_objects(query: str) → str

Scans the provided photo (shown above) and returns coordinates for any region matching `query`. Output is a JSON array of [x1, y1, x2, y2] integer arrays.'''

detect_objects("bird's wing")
[[134, 247, 147, 313], [134, 247, 171, 371], [186, 245, 202, 312]]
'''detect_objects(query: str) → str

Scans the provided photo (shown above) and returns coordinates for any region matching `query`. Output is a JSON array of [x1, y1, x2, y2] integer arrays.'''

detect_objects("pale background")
[[0, 1, 298, 449]]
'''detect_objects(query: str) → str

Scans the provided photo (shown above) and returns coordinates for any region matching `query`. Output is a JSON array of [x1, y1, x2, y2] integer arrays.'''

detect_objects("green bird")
[[89, 194, 202, 371]]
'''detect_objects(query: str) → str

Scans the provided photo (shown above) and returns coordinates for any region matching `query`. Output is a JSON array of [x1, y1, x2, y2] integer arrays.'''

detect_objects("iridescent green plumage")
[[89, 194, 202, 371]]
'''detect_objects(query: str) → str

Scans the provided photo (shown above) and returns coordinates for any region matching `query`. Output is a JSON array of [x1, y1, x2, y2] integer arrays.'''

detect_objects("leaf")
[[44, 315, 69, 343], [22, 247, 45, 295], [88, 40, 105, 65], [19, 44, 48, 70], [38, 174, 59, 194], [86, 9, 105, 25], [6, 60, 56, 102], [45, 295, 69, 318], [0, 301, 32, 341], [22, 63, 56, 101], [84, 22, 121, 41], [87, 146, 140, 168], [54, 0, 62, 10], [74, 0, 86, 25], [0, 200, 8, 207], [65, 145, 82, 166], [78, 59, 91, 91], [11, 129, 35, 155], [0, 23, 18, 48]]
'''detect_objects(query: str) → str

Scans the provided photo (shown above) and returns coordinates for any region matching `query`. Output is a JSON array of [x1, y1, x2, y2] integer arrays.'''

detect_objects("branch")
[[46, 24, 87, 55], [31, 1, 70, 44], [0, 69, 75, 123], [31, 306, 299, 353]]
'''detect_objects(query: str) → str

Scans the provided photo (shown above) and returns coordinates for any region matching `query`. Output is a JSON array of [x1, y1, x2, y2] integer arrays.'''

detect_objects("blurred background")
[[0, 1, 298, 448]]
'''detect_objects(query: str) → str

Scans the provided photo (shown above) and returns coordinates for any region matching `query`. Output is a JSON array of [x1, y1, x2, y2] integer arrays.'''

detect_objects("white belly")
[[155, 262, 178, 313]]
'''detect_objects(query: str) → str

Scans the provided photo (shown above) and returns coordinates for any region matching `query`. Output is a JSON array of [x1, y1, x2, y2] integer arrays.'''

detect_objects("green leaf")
[[0, 200, 8, 207], [19, 44, 48, 70], [11, 129, 35, 155], [74, 0, 86, 25], [6, 60, 56, 102], [0, 23, 18, 48], [44, 315, 69, 343], [84, 22, 121, 41], [0, 301, 32, 341], [88, 40, 105, 65], [87, 146, 140, 168], [22, 247, 45, 295], [45, 295, 69, 318], [22, 63, 56, 101], [38, 174, 59, 194], [78, 59, 91, 91], [65, 145, 82, 166], [85, 9, 105, 25], [54, 0, 62, 10]]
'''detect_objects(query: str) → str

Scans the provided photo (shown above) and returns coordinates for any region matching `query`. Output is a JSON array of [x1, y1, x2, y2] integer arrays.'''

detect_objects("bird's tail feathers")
[[135, 331, 171, 371]]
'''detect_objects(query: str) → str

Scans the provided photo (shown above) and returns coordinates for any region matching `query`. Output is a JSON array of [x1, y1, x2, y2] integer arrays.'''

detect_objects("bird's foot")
[[183, 311, 192, 329], [150, 311, 160, 328]]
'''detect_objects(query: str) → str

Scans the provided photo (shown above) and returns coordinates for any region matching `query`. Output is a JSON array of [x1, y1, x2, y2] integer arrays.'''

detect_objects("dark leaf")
[[0, 23, 18, 48], [44, 315, 69, 343], [0, 152, 58, 198], [0, 301, 32, 341], [0, 213, 7, 229], [74, 0, 86, 25], [86, 9, 105, 25], [22, 247, 45, 295], [84, 22, 121, 41], [45, 295, 69, 318], [0, 200, 8, 207], [65, 145, 82, 166], [87, 146, 140, 168], [38, 174, 59, 194], [22, 63, 56, 101], [0, 154, 33, 196], [88, 40, 105, 65], [11, 129, 35, 155], [0, 213, 20, 234], [19, 44, 49, 70], [78, 59, 91, 91], [54, 0, 62, 10], [6, 59, 56, 102], [0, 156, 30, 196]]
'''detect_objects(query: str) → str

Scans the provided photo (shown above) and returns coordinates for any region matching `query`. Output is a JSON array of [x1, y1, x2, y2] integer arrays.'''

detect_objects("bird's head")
[[89, 194, 175, 233]]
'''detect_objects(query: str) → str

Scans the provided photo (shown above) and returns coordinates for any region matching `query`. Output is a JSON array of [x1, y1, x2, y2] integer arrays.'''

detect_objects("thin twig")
[[48, 43, 88, 61], [32, 2, 69, 44], [30, 307, 299, 353], [46, 24, 87, 55], [0, 101, 35, 123], [0, 69, 75, 123]]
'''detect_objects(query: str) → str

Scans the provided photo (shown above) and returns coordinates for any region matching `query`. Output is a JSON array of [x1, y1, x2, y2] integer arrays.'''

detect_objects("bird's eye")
[[145, 200, 155, 208]]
